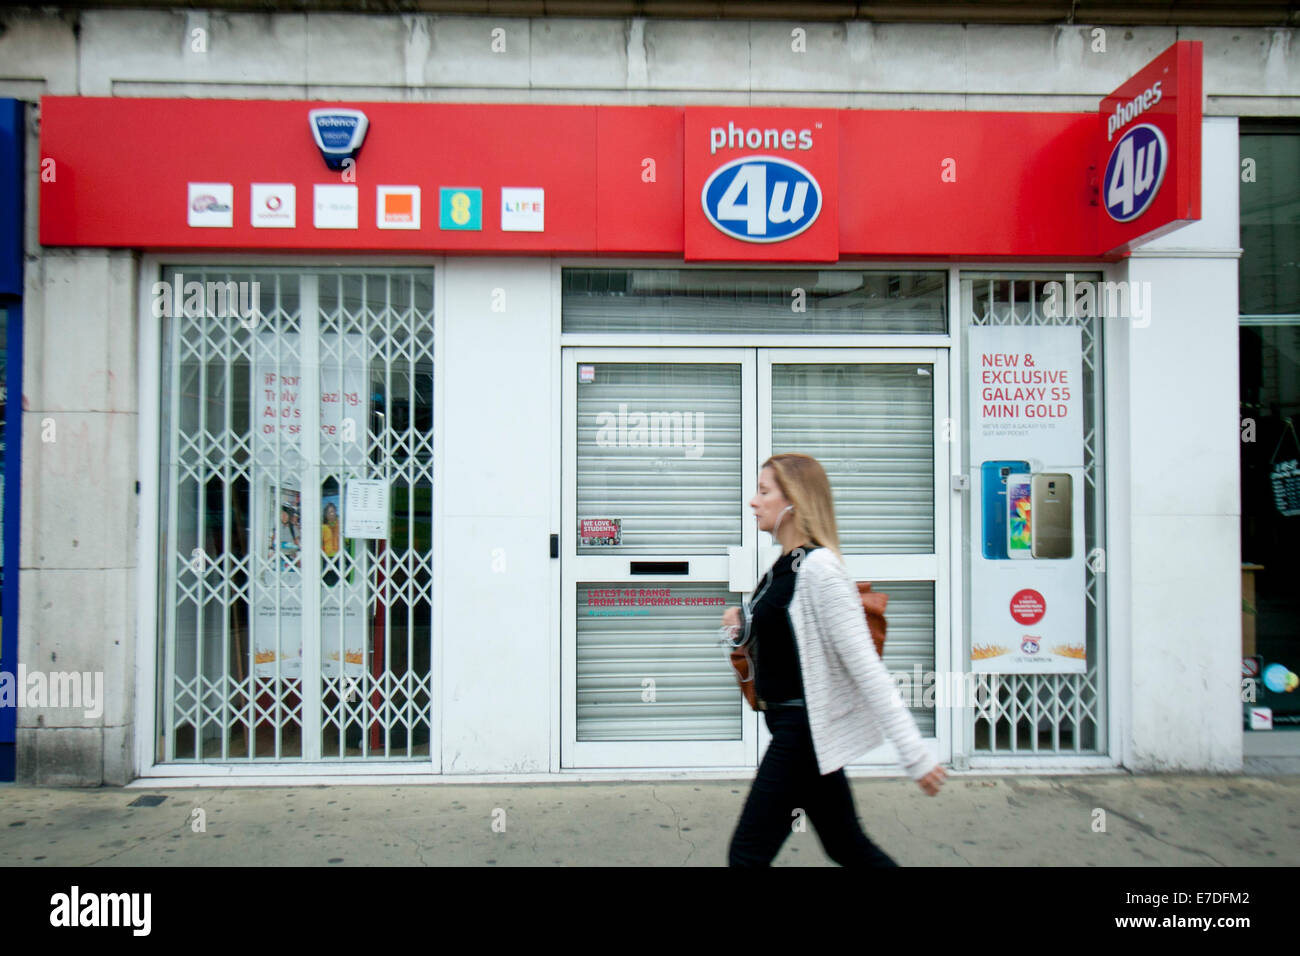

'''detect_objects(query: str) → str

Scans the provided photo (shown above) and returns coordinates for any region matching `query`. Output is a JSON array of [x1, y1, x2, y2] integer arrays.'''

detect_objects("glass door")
[[562, 346, 948, 771]]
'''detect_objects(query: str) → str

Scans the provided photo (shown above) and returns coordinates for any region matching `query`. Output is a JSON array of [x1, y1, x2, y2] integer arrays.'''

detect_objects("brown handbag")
[[730, 581, 888, 712]]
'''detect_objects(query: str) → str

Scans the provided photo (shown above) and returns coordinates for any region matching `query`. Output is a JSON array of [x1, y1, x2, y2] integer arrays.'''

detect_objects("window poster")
[[969, 326, 1087, 673], [344, 479, 389, 540], [251, 331, 367, 679]]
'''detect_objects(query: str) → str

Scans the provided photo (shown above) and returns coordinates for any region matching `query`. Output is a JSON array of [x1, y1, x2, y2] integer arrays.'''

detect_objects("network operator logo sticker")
[[187, 183, 233, 228], [1104, 123, 1167, 223], [701, 156, 822, 243]]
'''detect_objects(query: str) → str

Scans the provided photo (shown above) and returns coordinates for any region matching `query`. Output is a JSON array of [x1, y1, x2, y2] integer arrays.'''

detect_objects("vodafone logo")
[[1010, 589, 1046, 625], [250, 184, 295, 228]]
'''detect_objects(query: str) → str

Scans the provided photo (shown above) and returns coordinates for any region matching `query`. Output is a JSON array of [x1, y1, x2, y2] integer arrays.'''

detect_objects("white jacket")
[[785, 546, 935, 780]]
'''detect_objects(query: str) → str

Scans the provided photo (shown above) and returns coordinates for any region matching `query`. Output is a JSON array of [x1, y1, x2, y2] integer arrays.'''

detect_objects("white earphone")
[[772, 504, 794, 538]]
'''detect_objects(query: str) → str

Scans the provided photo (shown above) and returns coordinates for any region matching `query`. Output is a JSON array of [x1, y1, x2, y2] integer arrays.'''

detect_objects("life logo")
[[1104, 123, 1167, 223], [701, 156, 822, 243]]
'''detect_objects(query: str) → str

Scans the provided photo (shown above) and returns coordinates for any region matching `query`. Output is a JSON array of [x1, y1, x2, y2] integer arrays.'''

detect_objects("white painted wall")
[[1120, 116, 1243, 771], [439, 260, 556, 774]]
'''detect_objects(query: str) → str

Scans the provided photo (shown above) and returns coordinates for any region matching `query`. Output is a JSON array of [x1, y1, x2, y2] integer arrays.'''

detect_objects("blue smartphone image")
[[981, 460, 1030, 559]]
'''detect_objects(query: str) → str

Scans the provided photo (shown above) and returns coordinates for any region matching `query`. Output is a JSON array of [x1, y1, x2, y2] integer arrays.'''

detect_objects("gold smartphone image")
[[1031, 473, 1072, 558]]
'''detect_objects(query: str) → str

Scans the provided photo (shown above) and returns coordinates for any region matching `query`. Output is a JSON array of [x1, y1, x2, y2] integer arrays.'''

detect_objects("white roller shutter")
[[771, 363, 934, 553]]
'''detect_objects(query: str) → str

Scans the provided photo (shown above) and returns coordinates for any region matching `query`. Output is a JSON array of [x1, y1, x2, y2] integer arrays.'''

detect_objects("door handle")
[[728, 546, 753, 593]]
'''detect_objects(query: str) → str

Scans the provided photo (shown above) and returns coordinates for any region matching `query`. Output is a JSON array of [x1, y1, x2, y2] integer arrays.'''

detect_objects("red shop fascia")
[[38, 42, 1202, 263]]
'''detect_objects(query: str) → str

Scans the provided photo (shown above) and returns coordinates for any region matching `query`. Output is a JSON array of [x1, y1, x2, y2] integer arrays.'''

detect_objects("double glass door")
[[562, 347, 949, 770]]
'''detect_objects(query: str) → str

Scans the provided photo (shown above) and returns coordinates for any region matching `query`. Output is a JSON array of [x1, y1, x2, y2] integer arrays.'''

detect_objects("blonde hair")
[[761, 453, 842, 560]]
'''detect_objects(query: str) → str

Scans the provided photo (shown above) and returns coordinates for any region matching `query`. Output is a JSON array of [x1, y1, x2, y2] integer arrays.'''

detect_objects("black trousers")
[[728, 704, 900, 867]]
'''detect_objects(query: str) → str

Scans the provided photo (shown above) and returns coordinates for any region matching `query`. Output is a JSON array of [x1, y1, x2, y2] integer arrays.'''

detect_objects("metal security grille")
[[962, 274, 1106, 754], [158, 267, 435, 762]]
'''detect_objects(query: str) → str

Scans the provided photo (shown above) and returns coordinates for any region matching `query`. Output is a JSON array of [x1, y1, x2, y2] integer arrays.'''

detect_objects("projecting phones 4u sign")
[[1096, 40, 1201, 253], [685, 109, 839, 261]]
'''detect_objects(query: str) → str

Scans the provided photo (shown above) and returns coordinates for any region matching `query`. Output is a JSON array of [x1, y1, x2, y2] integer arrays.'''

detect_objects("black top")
[[750, 546, 820, 704]]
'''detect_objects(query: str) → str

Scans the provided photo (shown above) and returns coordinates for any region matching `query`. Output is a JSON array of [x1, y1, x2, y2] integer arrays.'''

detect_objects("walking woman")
[[723, 453, 946, 866]]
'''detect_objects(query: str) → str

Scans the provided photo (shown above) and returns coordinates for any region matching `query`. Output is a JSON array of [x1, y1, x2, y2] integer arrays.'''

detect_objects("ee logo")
[[440, 187, 483, 230]]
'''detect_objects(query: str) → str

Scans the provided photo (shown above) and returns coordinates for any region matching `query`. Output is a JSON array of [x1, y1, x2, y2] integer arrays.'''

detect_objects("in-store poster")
[[969, 326, 1087, 673], [251, 331, 367, 679]]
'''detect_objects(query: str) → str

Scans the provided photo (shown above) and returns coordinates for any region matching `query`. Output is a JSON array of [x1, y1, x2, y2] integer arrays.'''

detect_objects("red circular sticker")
[[1010, 589, 1046, 625]]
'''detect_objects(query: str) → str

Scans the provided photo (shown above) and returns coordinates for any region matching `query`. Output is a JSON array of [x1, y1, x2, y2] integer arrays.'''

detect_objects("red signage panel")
[[39, 98, 600, 253], [595, 107, 683, 255], [838, 110, 1099, 259], [37, 84, 1200, 260]]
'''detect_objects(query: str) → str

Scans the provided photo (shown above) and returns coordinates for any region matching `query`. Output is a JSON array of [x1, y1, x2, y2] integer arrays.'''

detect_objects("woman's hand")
[[721, 606, 742, 630], [916, 765, 946, 796]]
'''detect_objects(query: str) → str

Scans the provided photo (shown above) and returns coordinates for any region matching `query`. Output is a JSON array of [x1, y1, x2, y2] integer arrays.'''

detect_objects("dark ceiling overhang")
[[13, 2, 1300, 27]]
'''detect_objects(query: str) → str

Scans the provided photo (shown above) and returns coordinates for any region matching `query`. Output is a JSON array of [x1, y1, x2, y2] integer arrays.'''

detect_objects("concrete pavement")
[[1, 762, 1297, 866]]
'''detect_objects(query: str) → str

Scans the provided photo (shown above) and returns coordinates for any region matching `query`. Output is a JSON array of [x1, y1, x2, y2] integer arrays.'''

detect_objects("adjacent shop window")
[[961, 274, 1106, 754], [1239, 120, 1300, 729], [563, 268, 947, 334], [1240, 122, 1300, 317], [156, 268, 434, 761]]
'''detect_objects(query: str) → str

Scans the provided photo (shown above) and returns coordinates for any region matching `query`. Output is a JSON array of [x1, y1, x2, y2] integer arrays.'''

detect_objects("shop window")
[[961, 273, 1106, 755], [1239, 120, 1300, 730], [562, 268, 947, 334], [157, 268, 435, 761]]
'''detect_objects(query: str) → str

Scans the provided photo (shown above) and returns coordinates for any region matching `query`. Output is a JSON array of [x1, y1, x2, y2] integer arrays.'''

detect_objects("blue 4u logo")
[[1104, 123, 1168, 223], [701, 156, 823, 243]]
